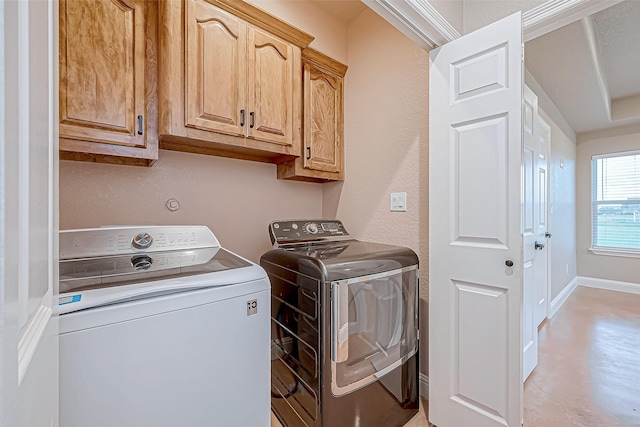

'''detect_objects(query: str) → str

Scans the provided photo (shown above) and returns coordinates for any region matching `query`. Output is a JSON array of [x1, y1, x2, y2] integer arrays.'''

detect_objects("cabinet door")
[[185, 0, 246, 137], [247, 27, 295, 147], [303, 63, 342, 173], [59, 0, 146, 148]]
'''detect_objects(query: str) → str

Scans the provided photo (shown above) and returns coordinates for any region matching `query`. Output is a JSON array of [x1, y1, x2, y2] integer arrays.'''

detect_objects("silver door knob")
[[545, 231, 552, 238], [535, 241, 545, 250]]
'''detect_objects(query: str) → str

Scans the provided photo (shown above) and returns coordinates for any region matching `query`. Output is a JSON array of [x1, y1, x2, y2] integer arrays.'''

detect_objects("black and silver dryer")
[[261, 220, 419, 427]]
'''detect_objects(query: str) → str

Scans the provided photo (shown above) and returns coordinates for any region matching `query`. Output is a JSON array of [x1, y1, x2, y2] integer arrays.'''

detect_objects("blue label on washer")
[[59, 294, 82, 305]]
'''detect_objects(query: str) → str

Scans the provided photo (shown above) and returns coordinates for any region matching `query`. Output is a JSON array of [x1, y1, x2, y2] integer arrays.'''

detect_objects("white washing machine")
[[58, 226, 270, 427]]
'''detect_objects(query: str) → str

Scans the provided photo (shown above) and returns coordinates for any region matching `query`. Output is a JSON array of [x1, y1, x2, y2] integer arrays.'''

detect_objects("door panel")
[[452, 43, 508, 100], [186, 0, 246, 137], [247, 27, 293, 147], [429, 12, 523, 427], [453, 115, 508, 245], [522, 85, 538, 381], [453, 281, 508, 417]]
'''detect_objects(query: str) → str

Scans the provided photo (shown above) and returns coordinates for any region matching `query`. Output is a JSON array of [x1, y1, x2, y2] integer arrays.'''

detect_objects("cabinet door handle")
[[240, 110, 245, 127], [306, 146, 311, 160], [137, 115, 143, 135], [249, 112, 255, 129]]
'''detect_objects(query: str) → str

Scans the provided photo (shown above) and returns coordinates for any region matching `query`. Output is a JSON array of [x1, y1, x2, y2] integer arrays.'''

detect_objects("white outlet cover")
[[390, 192, 407, 212]]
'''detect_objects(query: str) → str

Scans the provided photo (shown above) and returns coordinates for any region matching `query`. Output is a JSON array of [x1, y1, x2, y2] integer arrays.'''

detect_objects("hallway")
[[524, 286, 640, 427]]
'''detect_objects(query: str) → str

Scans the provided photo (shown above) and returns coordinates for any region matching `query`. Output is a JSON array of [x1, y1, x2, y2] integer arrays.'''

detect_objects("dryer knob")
[[132, 232, 153, 249]]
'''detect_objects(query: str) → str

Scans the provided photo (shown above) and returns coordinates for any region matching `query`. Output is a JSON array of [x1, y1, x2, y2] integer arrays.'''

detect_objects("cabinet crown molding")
[[302, 47, 347, 77], [207, 0, 315, 48]]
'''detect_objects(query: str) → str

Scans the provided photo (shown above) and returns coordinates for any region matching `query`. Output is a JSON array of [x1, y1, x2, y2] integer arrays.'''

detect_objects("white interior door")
[[535, 115, 550, 327], [429, 12, 524, 427], [1, 0, 59, 425], [522, 84, 539, 381]]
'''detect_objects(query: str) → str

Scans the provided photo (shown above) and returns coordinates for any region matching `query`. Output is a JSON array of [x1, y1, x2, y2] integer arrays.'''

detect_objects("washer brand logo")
[[247, 299, 258, 316]]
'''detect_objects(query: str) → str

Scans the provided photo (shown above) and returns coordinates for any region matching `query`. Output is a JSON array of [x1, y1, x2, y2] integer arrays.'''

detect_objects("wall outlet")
[[390, 192, 407, 212], [565, 264, 569, 274]]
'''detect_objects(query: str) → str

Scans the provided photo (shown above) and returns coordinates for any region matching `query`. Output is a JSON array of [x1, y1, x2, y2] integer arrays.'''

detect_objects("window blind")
[[591, 151, 640, 251]]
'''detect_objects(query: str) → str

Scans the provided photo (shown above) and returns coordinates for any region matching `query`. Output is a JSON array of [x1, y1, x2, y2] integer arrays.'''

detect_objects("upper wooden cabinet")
[[278, 48, 347, 182], [184, 2, 246, 138], [247, 27, 296, 147], [59, 0, 158, 166], [160, 0, 313, 163]]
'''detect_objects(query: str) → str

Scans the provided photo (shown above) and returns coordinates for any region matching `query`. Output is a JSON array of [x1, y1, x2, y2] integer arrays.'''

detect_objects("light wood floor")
[[273, 286, 640, 426], [523, 286, 640, 427]]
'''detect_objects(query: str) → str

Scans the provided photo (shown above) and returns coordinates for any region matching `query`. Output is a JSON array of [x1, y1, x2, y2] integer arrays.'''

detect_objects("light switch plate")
[[390, 192, 407, 212]]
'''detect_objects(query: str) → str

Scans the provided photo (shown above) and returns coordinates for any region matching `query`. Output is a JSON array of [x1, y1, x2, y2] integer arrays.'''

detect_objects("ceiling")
[[525, 0, 640, 134]]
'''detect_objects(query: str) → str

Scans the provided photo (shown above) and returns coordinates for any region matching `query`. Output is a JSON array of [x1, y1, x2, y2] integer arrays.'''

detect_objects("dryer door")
[[331, 266, 418, 396]]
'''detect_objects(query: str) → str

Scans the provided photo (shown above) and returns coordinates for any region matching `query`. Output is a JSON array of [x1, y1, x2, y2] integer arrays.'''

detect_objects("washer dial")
[[132, 232, 153, 249], [305, 223, 319, 234]]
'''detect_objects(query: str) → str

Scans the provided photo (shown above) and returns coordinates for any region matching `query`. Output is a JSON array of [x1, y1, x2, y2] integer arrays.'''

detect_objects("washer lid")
[[60, 247, 250, 294], [58, 248, 266, 315]]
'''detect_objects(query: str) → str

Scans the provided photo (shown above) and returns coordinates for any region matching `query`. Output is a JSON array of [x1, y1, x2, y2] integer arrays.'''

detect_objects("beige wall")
[[247, 0, 350, 63], [59, 151, 322, 263], [325, 8, 429, 288], [322, 8, 430, 374], [576, 124, 640, 284], [59, 1, 349, 263]]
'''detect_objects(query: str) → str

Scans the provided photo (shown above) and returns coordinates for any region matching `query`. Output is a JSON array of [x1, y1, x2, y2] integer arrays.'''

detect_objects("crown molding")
[[523, 0, 624, 41], [365, 0, 623, 48], [363, 0, 461, 49]]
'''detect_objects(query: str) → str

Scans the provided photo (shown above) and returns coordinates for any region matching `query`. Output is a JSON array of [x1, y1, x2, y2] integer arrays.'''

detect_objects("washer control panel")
[[59, 226, 220, 260], [269, 220, 349, 244]]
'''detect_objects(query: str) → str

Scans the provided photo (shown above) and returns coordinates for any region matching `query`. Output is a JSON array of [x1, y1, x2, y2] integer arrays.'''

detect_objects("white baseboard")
[[419, 373, 429, 398], [549, 276, 578, 318], [578, 276, 640, 294]]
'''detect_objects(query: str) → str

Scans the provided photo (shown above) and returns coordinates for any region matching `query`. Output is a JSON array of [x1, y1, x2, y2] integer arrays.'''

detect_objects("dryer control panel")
[[269, 220, 349, 245]]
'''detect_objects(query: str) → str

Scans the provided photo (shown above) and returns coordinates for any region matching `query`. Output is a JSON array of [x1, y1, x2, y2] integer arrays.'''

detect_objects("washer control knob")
[[132, 232, 153, 249], [306, 223, 319, 234], [131, 255, 153, 271]]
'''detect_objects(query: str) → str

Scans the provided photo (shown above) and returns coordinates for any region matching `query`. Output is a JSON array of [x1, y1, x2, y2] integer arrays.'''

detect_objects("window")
[[591, 151, 640, 253]]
